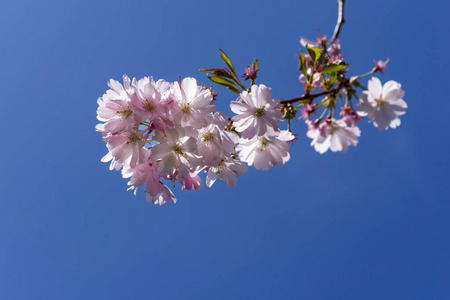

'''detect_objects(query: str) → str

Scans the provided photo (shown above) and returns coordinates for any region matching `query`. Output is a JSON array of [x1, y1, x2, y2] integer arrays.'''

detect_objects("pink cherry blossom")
[[102, 129, 149, 169], [206, 157, 248, 188], [96, 75, 136, 134], [179, 172, 202, 192], [169, 77, 215, 128], [130, 76, 170, 127], [300, 104, 315, 120], [230, 84, 283, 139], [150, 126, 200, 177], [340, 106, 362, 127]]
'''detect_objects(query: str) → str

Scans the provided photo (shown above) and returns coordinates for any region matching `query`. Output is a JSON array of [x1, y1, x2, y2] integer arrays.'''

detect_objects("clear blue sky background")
[[1, 0, 449, 299]]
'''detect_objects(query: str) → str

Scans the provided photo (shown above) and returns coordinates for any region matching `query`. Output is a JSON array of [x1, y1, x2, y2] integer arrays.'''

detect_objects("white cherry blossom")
[[307, 119, 360, 154], [238, 130, 294, 170], [357, 77, 407, 130]]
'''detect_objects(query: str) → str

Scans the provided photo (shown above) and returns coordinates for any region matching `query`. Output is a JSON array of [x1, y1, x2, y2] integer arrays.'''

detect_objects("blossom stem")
[[318, 107, 329, 121], [331, 0, 345, 42], [350, 69, 376, 83]]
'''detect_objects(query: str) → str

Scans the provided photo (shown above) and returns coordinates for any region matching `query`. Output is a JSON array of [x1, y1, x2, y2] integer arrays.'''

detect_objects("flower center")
[[181, 104, 191, 113], [202, 131, 215, 143], [144, 99, 155, 112], [254, 108, 265, 118], [172, 144, 184, 155], [127, 132, 141, 144], [375, 98, 386, 107], [259, 136, 269, 151], [117, 109, 132, 118]]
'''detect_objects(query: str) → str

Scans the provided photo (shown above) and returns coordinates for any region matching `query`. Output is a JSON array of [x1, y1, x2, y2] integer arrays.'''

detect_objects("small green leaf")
[[306, 45, 321, 62], [219, 48, 237, 77], [208, 75, 240, 94], [200, 68, 234, 79], [299, 50, 307, 75], [252, 59, 258, 70], [321, 60, 350, 74]]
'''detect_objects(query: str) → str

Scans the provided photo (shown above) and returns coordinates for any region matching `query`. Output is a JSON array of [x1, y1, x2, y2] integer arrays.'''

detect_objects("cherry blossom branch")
[[280, 80, 348, 105], [331, 0, 345, 42]]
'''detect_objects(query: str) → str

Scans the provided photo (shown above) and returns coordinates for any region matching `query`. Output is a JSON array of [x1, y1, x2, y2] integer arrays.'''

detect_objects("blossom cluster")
[[97, 28, 408, 205], [97, 76, 295, 204], [295, 36, 407, 154]]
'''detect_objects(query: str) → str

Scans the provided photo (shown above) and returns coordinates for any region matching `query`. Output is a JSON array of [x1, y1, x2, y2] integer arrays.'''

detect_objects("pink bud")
[[374, 59, 388, 73], [242, 65, 259, 81], [301, 104, 315, 120]]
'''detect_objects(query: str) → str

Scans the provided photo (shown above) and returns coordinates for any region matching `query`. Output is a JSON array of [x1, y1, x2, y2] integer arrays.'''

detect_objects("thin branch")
[[280, 80, 348, 105], [281, 89, 338, 105], [331, 0, 345, 42]]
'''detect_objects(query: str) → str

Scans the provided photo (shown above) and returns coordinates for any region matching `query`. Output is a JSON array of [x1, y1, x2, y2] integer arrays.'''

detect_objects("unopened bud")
[[242, 65, 259, 81]]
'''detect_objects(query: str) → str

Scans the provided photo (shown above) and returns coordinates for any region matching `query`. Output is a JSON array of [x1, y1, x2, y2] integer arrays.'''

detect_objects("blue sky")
[[1, 0, 449, 299]]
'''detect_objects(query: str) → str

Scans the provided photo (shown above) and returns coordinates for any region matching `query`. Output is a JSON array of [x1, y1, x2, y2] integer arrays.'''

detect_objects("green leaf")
[[306, 45, 321, 62], [252, 59, 258, 70], [208, 75, 240, 94], [321, 60, 350, 74], [299, 50, 307, 75], [199, 68, 234, 79], [219, 48, 237, 77]]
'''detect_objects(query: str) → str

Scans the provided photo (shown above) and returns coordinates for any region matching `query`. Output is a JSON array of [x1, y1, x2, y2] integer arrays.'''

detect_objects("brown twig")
[[280, 83, 346, 105], [331, 0, 345, 42]]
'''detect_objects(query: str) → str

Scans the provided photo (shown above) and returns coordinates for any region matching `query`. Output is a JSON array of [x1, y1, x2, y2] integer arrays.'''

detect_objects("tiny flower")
[[230, 84, 283, 139], [357, 77, 407, 130]]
